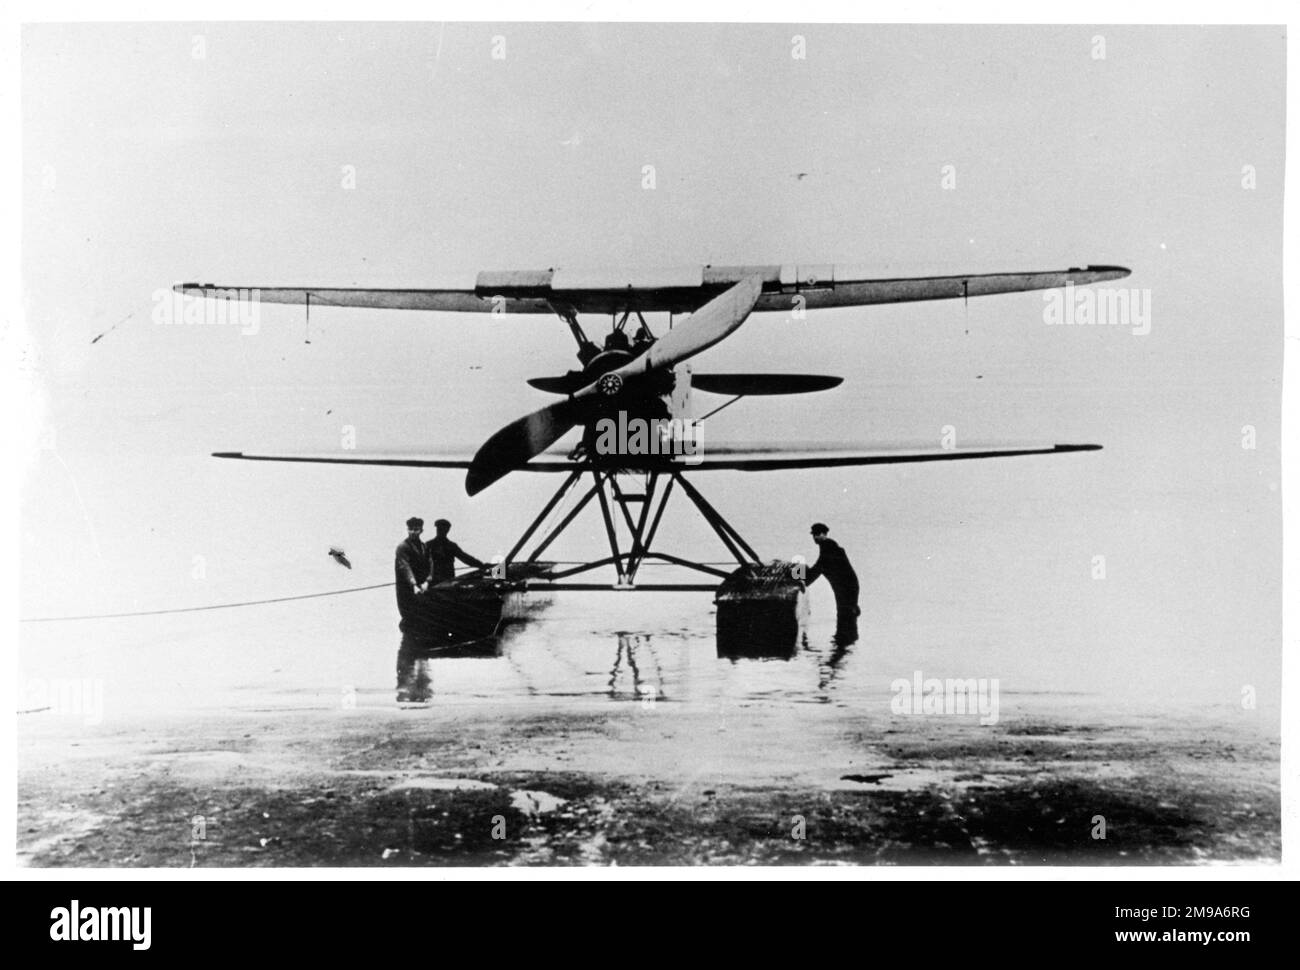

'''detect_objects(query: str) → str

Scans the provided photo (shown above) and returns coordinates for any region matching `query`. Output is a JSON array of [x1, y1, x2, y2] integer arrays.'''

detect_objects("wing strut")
[[697, 395, 744, 422], [501, 465, 760, 589], [549, 302, 600, 364]]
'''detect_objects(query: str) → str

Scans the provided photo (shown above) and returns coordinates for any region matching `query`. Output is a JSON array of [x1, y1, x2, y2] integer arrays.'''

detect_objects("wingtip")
[[1088, 265, 1131, 280]]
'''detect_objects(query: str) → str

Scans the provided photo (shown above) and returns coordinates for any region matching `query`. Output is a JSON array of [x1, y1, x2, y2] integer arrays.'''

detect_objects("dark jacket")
[[394, 536, 431, 615], [426, 535, 485, 584], [806, 538, 859, 601]]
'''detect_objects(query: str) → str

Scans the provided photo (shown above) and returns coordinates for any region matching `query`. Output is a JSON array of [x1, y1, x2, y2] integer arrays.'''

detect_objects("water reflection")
[[811, 626, 859, 692], [393, 610, 865, 708], [395, 630, 504, 703], [395, 639, 432, 703], [608, 633, 665, 702], [715, 616, 804, 661]]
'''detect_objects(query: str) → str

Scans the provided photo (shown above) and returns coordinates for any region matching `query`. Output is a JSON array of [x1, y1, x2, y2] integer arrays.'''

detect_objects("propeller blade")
[[526, 375, 584, 395], [466, 397, 588, 496], [643, 274, 763, 370], [576, 275, 764, 394], [468, 277, 762, 495], [691, 373, 843, 396]]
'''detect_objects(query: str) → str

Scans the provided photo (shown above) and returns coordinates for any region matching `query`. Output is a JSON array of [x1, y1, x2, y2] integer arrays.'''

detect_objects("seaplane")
[[177, 262, 1127, 645]]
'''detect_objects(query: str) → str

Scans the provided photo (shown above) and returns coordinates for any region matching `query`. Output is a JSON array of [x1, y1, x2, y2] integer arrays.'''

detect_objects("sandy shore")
[[18, 693, 1279, 867]]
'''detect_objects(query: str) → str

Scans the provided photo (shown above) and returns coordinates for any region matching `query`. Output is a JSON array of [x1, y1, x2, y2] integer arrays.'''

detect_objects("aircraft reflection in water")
[[395, 630, 505, 703], [607, 633, 667, 702], [394, 616, 860, 705]]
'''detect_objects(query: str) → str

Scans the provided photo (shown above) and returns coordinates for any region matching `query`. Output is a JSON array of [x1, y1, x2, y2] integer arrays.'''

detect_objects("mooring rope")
[[19, 561, 739, 623], [20, 582, 396, 623]]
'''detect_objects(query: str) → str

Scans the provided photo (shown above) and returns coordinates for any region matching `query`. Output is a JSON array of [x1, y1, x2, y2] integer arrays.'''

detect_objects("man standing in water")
[[426, 518, 486, 584], [805, 522, 861, 622], [395, 516, 431, 627]]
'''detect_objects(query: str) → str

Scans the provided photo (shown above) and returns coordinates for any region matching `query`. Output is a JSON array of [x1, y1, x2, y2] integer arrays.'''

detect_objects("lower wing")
[[677, 443, 1099, 470], [213, 443, 1099, 472]]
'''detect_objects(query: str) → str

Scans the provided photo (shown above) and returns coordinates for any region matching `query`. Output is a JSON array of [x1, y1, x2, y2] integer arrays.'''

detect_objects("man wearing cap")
[[805, 522, 861, 621], [426, 518, 486, 585], [395, 517, 432, 625]]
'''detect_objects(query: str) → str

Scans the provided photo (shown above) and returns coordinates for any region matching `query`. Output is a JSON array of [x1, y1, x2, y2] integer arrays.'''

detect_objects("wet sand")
[[18, 604, 1279, 866]]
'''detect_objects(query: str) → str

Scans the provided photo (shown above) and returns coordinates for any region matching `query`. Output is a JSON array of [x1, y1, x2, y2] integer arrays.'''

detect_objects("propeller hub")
[[597, 373, 624, 396]]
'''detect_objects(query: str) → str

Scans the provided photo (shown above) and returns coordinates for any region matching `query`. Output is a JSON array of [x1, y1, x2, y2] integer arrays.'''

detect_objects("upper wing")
[[175, 264, 1128, 316], [175, 286, 499, 313]]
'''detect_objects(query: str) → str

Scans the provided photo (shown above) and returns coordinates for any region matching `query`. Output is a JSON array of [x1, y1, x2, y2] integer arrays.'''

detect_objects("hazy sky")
[[19, 23, 1284, 702]]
